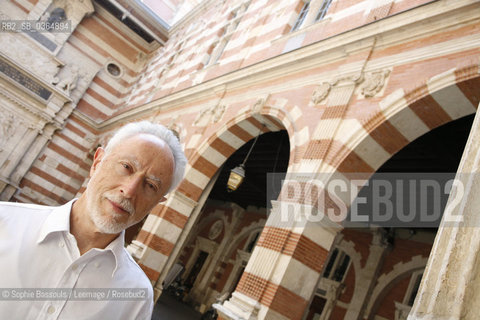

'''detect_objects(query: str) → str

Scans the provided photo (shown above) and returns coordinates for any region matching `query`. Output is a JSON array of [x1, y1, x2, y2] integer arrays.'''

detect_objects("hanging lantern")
[[227, 164, 245, 192], [226, 125, 264, 192]]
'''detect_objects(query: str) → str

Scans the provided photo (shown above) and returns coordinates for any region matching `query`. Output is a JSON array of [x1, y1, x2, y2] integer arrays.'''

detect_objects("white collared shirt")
[[0, 200, 153, 320]]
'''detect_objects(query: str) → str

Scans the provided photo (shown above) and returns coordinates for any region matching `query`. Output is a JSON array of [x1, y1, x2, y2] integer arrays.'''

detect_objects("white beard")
[[89, 207, 128, 234], [87, 189, 136, 234]]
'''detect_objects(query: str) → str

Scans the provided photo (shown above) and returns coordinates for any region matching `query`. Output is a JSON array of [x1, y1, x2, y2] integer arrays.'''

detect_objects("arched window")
[[323, 248, 351, 282]]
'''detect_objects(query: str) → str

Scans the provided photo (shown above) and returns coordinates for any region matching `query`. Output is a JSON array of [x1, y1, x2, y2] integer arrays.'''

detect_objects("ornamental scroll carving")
[[360, 69, 391, 97], [310, 69, 391, 106], [309, 73, 363, 106], [311, 82, 331, 105], [194, 104, 226, 126], [0, 109, 24, 152], [53, 63, 80, 94], [166, 115, 184, 142], [208, 220, 224, 240], [252, 94, 270, 113], [0, 112, 15, 149]]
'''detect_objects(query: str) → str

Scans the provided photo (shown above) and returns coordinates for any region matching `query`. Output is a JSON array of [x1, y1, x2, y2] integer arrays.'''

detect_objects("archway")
[[130, 108, 302, 304], [304, 67, 479, 320], [169, 129, 290, 313]]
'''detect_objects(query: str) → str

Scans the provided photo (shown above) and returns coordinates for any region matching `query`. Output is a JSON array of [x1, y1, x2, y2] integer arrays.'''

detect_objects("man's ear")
[[90, 147, 105, 177]]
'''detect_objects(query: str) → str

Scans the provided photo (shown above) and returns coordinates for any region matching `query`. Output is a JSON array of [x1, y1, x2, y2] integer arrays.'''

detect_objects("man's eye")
[[122, 163, 131, 170], [147, 182, 157, 191]]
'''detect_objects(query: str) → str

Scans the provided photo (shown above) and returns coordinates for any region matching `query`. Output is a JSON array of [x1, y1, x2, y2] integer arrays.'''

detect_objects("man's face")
[[85, 133, 175, 234]]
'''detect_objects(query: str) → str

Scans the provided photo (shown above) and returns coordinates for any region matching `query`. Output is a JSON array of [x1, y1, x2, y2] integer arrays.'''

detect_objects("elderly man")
[[0, 121, 187, 319]]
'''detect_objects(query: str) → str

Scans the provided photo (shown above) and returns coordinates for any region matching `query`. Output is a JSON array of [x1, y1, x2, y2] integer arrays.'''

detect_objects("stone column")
[[215, 200, 341, 320], [408, 104, 480, 320], [132, 190, 198, 300], [0, 123, 57, 201]]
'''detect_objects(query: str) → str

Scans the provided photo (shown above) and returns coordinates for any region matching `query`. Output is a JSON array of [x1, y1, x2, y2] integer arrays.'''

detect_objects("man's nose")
[[120, 175, 142, 198]]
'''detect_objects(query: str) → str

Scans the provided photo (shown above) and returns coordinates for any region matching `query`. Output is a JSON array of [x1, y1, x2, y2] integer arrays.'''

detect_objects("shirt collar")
[[37, 199, 75, 244], [37, 199, 127, 277]]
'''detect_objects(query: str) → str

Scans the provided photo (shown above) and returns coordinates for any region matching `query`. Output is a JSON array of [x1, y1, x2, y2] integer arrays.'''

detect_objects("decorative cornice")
[[0, 86, 51, 122]]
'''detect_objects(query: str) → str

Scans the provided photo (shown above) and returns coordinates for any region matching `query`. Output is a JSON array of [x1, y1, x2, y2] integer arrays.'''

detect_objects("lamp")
[[227, 126, 263, 192]]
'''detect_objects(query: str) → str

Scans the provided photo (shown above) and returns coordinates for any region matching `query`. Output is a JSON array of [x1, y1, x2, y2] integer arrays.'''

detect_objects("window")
[[106, 62, 122, 78], [184, 251, 209, 288], [203, 2, 250, 67], [291, 1, 310, 32], [323, 248, 351, 282], [314, 0, 333, 22], [212, 36, 229, 65]]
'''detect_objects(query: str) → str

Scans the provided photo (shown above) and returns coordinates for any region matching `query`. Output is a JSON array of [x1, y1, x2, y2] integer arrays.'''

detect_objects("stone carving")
[[208, 220, 224, 240], [54, 64, 79, 94], [29, 0, 94, 50], [0, 112, 15, 144], [194, 104, 227, 126], [41, 0, 73, 21], [252, 95, 270, 113], [0, 33, 61, 84], [55, 43, 100, 103], [47, 7, 67, 24], [212, 104, 226, 123], [331, 73, 364, 86], [0, 110, 22, 151], [311, 82, 331, 105], [310, 70, 390, 107], [167, 115, 179, 129], [361, 70, 390, 97], [194, 108, 211, 126], [166, 115, 184, 141]]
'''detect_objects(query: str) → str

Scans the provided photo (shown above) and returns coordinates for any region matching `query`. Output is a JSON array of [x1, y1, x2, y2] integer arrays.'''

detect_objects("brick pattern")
[[140, 64, 478, 318], [4, 1, 480, 319], [11, 3, 156, 205], [138, 112, 295, 281]]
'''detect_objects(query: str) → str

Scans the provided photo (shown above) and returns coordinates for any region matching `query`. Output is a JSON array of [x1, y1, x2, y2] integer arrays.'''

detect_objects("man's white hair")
[[104, 121, 187, 194]]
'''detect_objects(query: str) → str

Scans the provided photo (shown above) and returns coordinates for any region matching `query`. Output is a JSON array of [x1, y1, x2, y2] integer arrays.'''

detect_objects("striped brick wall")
[[7, 1, 159, 205], [3, 0, 480, 318], [131, 2, 479, 316], [13, 115, 98, 204], [124, 0, 437, 108], [136, 113, 290, 281]]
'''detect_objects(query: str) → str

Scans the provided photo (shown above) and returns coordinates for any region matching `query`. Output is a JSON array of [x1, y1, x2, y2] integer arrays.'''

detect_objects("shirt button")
[[94, 262, 100, 268], [59, 242, 64, 248], [71, 264, 78, 271], [47, 305, 55, 314]]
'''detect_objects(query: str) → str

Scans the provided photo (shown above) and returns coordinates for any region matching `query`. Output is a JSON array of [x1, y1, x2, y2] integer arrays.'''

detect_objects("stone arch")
[[178, 113, 289, 202], [224, 223, 265, 260], [364, 255, 428, 319], [217, 223, 265, 298], [319, 64, 479, 319], [335, 238, 362, 298], [332, 64, 479, 176], [136, 109, 296, 288]]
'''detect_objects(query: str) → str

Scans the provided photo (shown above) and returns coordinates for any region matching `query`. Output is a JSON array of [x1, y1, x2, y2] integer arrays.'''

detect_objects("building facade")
[[1, 0, 480, 319]]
